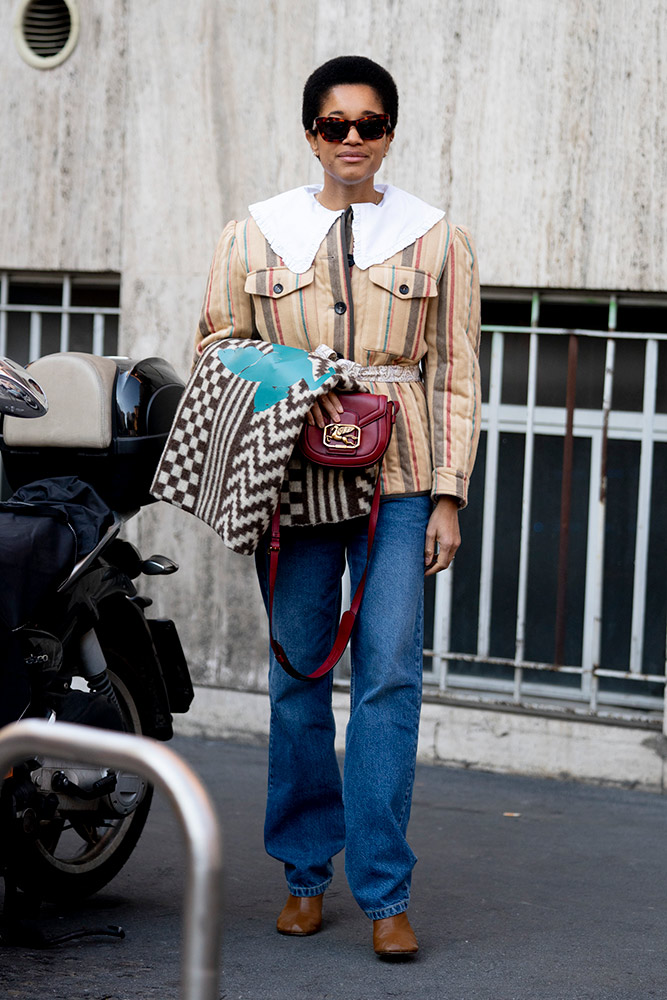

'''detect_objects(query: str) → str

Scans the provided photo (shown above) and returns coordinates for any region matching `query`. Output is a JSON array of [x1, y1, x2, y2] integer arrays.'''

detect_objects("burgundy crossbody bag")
[[268, 392, 399, 681]]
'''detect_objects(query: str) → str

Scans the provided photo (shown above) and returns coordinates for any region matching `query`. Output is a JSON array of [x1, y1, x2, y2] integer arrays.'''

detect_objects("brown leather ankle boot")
[[372, 912, 419, 957], [276, 893, 324, 936]]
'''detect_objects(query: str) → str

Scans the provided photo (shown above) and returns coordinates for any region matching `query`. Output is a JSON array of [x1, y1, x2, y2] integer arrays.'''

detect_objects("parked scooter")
[[0, 351, 192, 907]]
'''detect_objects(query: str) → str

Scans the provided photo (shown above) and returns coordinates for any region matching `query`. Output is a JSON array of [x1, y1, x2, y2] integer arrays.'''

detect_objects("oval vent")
[[14, 0, 80, 69]]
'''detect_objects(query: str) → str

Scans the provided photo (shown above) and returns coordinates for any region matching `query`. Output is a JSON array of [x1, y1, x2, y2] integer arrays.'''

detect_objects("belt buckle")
[[323, 422, 361, 450]]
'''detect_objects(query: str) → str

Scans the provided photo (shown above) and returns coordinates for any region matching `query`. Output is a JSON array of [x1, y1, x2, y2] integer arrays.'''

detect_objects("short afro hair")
[[302, 55, 399, 133]]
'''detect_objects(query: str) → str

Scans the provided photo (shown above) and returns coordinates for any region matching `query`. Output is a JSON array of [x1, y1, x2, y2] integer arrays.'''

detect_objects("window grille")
[[0, 272, 120, 364], [0, 271, 120, 497], [422, 289, 667, 732]]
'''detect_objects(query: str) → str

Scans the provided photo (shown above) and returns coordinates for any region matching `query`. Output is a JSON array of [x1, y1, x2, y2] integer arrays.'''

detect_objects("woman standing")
[[195, 55, 481, 957]]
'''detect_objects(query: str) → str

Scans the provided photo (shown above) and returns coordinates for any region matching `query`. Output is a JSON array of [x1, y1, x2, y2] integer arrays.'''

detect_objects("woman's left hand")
[[424, 496, 461, 576]]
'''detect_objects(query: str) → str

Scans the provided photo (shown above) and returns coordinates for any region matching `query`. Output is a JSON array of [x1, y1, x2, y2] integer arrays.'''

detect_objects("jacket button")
[[399, 284, 410, 295], [334, 301, 347, 315], [273, 283, 284, 294]]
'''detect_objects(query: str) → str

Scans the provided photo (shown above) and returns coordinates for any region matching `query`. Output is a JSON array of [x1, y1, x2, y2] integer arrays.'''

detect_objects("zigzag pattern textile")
[[151, 340, 375, 555]]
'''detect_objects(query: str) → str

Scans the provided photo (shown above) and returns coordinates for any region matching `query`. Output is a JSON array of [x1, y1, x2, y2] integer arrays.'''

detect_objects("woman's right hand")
[[306, 391, 344, 427]]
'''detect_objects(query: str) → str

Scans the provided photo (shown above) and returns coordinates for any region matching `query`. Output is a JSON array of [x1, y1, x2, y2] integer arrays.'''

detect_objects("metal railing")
[[425, 291, 667, 732], [0, 720, 223, 1000]]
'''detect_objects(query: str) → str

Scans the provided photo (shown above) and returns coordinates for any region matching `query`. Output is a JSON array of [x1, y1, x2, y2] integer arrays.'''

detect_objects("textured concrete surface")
[[1, 735, 666, 999], [2, 1, 666, 288]]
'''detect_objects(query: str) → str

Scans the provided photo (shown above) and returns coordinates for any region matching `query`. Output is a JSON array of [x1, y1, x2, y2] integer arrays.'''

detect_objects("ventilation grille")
[[22, 1, 72, 57], [14, 0, 79, 69]]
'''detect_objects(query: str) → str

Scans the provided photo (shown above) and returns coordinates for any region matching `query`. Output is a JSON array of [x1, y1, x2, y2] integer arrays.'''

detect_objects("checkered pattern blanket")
[[150, 340, 375, 555]]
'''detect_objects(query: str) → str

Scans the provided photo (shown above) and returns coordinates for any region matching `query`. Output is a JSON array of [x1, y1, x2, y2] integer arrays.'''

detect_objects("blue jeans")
[[255, 494, 432, 920]]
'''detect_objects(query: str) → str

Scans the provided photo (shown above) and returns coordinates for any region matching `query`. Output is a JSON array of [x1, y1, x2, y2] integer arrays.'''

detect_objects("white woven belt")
[[337, 359, 422, 383], [311, 344, 422, 383]]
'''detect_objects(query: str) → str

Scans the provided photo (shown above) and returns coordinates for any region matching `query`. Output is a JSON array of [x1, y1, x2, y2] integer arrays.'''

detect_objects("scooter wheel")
[[5, 651, 153, 902]]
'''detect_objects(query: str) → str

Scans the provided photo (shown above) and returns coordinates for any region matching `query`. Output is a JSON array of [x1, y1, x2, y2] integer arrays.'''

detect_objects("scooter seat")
[[3, 353, 117, 450]]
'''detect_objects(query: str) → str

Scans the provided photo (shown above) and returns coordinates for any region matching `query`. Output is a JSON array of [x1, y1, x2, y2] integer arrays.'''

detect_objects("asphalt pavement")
[[1, 734, 666, 1000]]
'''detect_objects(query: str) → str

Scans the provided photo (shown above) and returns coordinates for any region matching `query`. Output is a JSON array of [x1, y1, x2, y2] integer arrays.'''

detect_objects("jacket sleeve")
[[192, 219, 256, 366], [423, 225, 481, 507]]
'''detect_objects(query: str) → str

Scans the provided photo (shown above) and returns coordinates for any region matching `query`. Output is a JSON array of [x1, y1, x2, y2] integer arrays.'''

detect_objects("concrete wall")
[[174, 686, 667, 792], [1, 0, 666, 697]]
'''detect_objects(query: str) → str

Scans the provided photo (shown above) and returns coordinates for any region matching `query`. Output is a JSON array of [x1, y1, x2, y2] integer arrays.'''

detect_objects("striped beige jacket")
[[194, 212, 481, 505]]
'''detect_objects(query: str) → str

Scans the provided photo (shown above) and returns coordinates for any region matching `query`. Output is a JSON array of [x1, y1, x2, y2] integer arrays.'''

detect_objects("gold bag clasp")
[[323, 422, 361, 450]]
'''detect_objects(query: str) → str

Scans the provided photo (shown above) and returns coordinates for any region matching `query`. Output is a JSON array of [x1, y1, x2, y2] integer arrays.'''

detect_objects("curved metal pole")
[[0, 720, 223, 1000]]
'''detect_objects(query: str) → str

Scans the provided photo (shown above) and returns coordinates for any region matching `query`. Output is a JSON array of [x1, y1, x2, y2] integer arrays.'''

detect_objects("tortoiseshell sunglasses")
[[312, 113, 391, 142]]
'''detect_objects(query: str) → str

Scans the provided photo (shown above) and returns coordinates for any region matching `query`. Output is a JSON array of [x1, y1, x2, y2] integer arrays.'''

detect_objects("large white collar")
[[248, 184, 445, 274]]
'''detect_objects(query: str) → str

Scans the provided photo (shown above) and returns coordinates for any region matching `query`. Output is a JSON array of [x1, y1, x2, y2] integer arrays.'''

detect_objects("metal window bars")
[[0, 719, 223, 1000], [0, 272, 120, 361], [426, 291, 667, 734], [3, 275, 666, 731]]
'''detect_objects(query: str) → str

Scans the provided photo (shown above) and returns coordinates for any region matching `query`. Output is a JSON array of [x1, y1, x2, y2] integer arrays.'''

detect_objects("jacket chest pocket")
[[244, 267, 314, 343], [362, 265, 438, 357]]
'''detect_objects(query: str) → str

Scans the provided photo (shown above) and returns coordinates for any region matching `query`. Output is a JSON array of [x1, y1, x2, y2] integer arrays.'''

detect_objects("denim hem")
[[364, 898, 410, 921], [286, 878, 331, 898]]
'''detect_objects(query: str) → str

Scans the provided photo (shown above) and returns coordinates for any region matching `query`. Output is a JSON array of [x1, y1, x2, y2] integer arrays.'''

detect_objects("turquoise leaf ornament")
[[218, 344, 335, 411]]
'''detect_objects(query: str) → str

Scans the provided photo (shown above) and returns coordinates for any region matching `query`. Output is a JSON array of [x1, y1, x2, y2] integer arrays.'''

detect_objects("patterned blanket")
[[150, 340, 376, 554]]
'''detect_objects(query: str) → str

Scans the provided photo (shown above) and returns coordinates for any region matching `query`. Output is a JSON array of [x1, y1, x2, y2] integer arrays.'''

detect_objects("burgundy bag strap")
[[268, 472, 383, 681]]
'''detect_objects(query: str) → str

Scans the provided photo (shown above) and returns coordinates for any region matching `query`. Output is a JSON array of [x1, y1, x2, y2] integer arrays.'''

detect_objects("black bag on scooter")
[[0, 478, 114, 727], [0, 513, 75, 631], [0, 476, 113, 630]]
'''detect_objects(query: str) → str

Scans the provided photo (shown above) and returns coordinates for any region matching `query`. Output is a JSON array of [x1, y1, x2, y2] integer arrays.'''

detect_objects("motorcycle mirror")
[[0, 357, 48, 418], [141, 554, 179, 576]]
